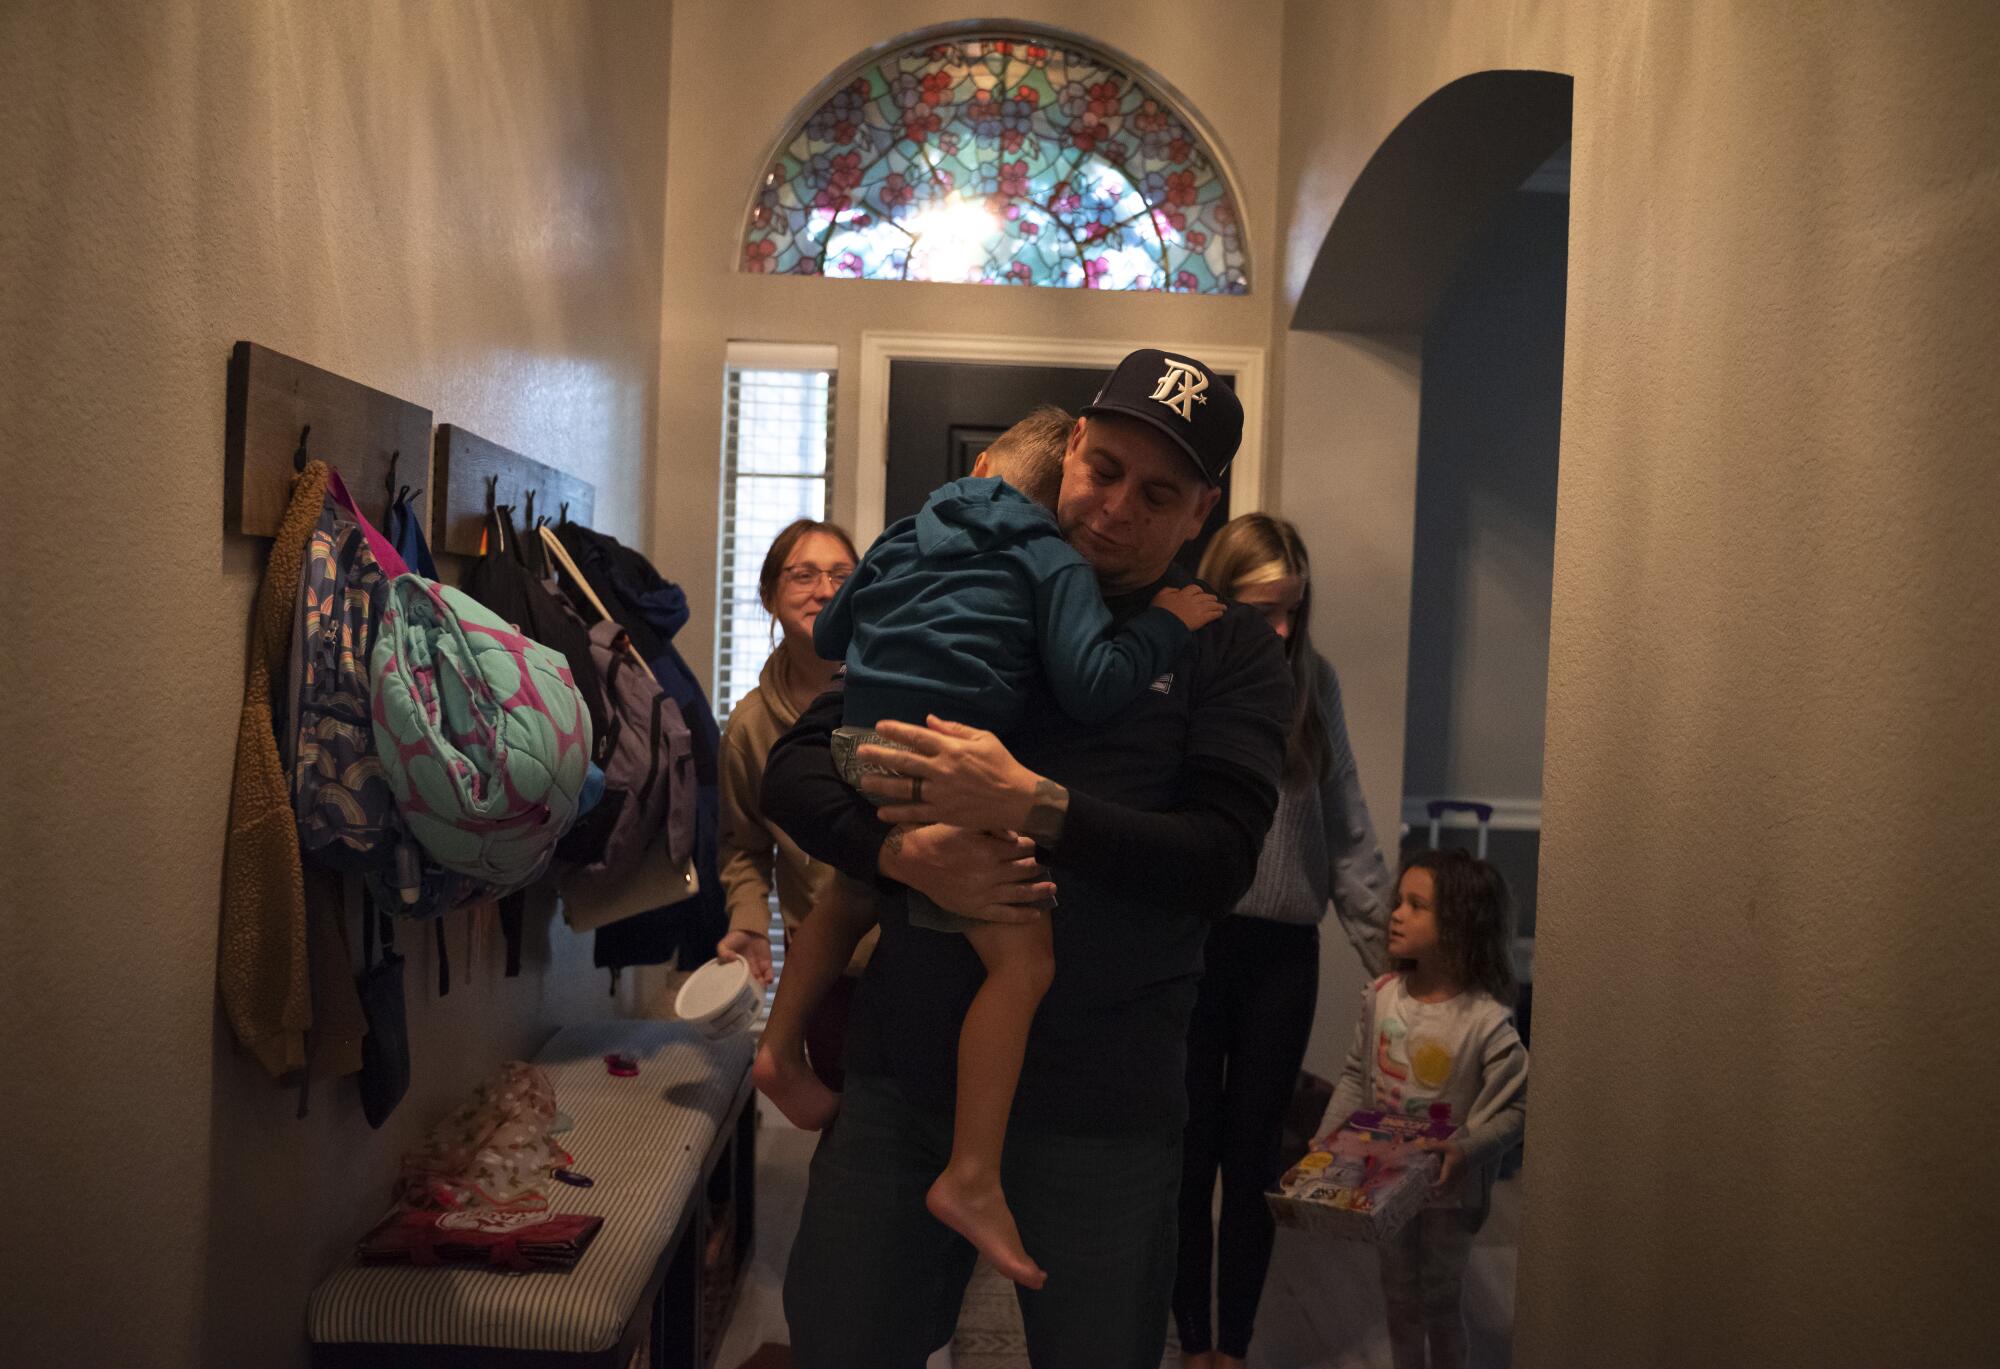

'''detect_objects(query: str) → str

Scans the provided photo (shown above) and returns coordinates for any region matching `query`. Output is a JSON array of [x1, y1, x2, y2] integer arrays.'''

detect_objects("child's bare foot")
[[926, 1167, 1046, 1289], [751, 1041, 840, 1130]]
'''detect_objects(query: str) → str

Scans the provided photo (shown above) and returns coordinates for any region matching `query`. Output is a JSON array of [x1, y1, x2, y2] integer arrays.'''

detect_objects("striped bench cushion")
[[308, 1021, 754, 1354]]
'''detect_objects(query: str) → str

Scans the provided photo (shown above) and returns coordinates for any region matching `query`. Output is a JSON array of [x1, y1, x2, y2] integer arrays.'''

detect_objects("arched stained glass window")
[[743, 32, 1249, 293]]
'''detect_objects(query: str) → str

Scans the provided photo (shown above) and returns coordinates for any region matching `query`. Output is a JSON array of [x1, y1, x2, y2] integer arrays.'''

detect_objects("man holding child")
[[764, 349, 1292, 1368]]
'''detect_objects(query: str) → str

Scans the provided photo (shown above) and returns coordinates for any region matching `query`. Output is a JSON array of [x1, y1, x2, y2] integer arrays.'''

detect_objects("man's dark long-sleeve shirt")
[[763, 567, 1291, 1133]]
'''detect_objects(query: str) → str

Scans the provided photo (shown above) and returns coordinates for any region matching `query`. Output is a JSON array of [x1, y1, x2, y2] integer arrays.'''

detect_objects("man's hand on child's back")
[[1153, 584, 1225, 631], [879, 823, 1055, 924]]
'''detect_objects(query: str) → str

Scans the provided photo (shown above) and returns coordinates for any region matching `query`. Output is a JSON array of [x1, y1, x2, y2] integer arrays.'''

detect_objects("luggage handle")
[[1425, 800, 1494, 823], [1425, 800, 1494, 858]]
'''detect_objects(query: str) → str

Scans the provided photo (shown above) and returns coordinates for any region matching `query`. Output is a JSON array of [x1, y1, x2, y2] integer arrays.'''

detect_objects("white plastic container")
[[673, 957, 760, 1039]]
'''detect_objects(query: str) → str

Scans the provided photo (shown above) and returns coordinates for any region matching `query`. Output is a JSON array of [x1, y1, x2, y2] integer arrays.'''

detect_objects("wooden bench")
[[308, 1021, 756, 1369]]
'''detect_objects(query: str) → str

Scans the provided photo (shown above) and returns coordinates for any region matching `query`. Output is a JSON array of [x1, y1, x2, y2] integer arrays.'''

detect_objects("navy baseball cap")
[[1080, 348, 1243, 486]]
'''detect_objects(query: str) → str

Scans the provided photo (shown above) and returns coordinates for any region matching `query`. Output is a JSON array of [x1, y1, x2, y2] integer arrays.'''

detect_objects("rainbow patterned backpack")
[[370, 576, 592, 891], [287, 472, 425, 903]]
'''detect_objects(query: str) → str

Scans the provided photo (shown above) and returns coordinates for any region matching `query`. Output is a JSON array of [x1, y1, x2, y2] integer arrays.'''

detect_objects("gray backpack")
[[553, 620, 694, 886]]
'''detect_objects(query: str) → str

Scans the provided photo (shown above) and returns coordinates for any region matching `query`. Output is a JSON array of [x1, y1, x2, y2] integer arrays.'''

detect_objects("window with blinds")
[[714, 342, 838, 724]]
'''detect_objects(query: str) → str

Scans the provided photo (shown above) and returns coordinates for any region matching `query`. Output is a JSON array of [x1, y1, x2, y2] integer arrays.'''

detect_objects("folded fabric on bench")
[[309, 1021, 754, 1355], [357, 1209, 605, 1272]]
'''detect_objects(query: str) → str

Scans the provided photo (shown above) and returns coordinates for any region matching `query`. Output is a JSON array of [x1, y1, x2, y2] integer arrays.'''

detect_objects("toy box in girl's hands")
[[1266, 1108, 1453, 1242]]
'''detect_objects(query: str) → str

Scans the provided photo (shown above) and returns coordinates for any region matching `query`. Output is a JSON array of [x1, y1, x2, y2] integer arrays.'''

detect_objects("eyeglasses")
[[780, 564, 852, 589]]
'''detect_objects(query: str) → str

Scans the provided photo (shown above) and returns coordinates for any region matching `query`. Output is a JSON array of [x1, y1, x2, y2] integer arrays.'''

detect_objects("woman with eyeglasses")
[[715, 517, 869, 1090]]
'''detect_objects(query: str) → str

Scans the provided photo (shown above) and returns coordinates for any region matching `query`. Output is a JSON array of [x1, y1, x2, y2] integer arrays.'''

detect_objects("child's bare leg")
[[925, 913, 1054, 1289], [752, 873, 876, 1130]]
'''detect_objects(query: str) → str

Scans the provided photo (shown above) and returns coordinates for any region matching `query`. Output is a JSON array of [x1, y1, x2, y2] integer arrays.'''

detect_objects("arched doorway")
[[1273, 67, 1572, 1369], [1293, 70, 1571, 331]]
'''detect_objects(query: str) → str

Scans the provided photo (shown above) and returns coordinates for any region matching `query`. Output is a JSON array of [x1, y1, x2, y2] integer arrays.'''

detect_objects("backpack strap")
[[296, 915, 323, 1120], [500, 891, 525, 978], [523, 514, 549, 578], [483, 503, 508, 560], [599, 651, 628, 758], [435, 916, 450, 997], [326, 467, 410, 578], [637, 692, 667, 808]]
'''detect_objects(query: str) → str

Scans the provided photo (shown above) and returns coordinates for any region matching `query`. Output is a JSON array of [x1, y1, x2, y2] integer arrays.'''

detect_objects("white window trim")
[[851, 331, 1268, 548], [727, 340, 839, 372]]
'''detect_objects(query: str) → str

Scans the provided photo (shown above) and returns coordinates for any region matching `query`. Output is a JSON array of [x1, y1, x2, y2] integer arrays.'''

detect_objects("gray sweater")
[[1230, 654, 1393, 975]]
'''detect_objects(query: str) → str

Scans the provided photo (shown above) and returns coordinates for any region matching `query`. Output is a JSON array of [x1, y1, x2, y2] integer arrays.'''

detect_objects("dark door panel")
[[886, 359, 1233, 572]]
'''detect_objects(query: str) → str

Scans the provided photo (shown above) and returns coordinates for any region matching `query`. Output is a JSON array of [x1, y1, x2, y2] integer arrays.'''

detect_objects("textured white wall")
[[1, 3, 671, 1364], [1276, 2, 2000, 1364], [650, 0, 1287, 694]]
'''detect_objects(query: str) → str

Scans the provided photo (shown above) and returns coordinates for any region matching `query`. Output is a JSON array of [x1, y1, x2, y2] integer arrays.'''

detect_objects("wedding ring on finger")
[[910, 775, 924, 803]]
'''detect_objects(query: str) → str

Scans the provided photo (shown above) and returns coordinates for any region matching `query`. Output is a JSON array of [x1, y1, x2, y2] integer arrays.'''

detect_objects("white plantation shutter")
[[714, 343, 838, 995], [714, 343, 837, 724]]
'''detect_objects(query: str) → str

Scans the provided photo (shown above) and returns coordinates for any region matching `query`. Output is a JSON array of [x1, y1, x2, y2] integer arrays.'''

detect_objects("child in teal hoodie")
[[753, 409, 1220, 1289]]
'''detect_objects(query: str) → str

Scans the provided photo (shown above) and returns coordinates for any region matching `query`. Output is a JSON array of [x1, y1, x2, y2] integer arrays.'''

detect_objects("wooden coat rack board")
[[431, 425, 596, 557], [225, 342, 433, 537]]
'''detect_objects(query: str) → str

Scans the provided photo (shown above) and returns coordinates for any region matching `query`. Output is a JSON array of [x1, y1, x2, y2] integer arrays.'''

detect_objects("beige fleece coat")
[[219, 460, 327, 1078]]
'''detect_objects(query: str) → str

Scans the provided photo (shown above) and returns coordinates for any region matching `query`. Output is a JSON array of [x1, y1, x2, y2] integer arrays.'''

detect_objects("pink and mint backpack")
[[369, 576, 592, 890]]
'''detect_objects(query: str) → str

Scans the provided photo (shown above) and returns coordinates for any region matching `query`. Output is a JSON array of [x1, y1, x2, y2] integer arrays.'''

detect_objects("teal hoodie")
[[813, 477, 1190, 733]]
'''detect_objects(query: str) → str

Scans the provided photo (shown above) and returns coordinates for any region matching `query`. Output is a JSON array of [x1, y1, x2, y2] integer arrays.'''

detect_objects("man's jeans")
[[784, 1073, 1183, 1369]]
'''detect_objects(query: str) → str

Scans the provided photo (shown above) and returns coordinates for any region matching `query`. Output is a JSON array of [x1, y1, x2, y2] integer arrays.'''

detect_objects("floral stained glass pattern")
[[743, 35, 1248, 293]]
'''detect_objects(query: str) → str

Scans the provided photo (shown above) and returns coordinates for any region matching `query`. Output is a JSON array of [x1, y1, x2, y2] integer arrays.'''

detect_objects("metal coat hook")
[[559, 500, 571, 526], [523, 488, 538, 529], [293, 424, 312, 472], [485, 474, 500, 514]]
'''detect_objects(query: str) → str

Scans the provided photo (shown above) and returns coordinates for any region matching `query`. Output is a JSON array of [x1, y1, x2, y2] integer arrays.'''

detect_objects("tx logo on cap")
[[1149, 359, 1210, 422]]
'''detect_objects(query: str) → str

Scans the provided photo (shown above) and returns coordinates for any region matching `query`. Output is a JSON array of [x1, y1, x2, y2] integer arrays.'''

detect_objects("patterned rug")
[[951, 1261, 1181, 1369]]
